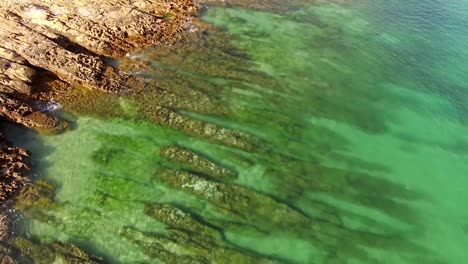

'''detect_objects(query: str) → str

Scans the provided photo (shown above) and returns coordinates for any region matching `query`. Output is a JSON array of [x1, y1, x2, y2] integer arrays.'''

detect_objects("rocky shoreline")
[[0, 1, 202, 262], [0, 0, 198, 205]]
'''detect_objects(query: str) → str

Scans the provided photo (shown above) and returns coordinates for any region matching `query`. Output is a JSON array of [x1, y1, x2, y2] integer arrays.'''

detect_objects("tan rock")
[[0, 59, 36, 83], [0, 0, 199, 131], [0, 93, 66, 133], [0, 132, 29, 203]]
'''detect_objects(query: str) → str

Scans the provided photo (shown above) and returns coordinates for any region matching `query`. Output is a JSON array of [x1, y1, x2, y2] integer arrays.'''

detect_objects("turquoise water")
[[8, 1, 468, 263]]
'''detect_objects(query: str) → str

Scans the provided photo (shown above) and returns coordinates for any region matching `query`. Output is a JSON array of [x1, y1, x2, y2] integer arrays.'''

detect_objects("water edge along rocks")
[[0, 0, 201, 262]]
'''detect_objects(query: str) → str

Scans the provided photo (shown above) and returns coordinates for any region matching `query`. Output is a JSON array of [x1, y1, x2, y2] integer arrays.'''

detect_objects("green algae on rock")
[[121, 225, 280, 264], [154, 169, 310, 228], [160, 146, 237, 179], [11, 237, 102, 264]]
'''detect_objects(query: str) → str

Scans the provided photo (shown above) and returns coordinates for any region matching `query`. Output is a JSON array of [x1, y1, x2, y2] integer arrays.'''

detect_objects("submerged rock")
[[121, 225, 279, 264], [14, 179, 56, 211], [51, 241, 103, 264], [121, 226, 212, 264], [144, 203, 293, 263], [11, 237, 102, 264], [144, 203, 224, 241], [160, 145, 237, 179], [140, 105, 256, 150], [154, 169, 310, 229]]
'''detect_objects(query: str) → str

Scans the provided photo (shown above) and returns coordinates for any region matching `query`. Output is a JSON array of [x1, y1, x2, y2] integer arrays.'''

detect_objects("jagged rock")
[[0, 56, 35, 94], [160, 146, 237, 179], [0, 243, 17, 264], [0, 211, 12, 241], [0, 59, 35, 84], [0, 93, 67, 133], [0, 133, 30, 203], [0, 11, 129, 93], [0, 0, 197, 93], [0, 47, 27, 65], [2, 0, 197, 56], [0, 0, 199, 132]]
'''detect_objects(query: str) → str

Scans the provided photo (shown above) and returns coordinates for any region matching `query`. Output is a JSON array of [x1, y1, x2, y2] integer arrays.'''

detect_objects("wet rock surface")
[[0, 0, 199, 130], [0, 132, 29, 204], [0, 94, 66, 134], [0, 243, 17, 264]]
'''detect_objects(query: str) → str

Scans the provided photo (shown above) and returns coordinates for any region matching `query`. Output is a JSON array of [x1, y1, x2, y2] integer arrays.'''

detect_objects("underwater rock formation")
[[154, 169, 310, 229], [11, 237, 102, 264], [125, 203, 281, 263], [121, 225, 279, 264], [160, 146, 237, 179]]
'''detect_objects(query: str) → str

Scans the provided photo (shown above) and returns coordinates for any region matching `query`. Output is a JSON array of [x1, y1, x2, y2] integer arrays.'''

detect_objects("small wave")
[[34, 100, 63, 113]]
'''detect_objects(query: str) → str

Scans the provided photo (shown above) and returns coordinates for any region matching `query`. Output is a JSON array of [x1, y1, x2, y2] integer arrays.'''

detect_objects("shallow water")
[[7, 1, 468, 263]]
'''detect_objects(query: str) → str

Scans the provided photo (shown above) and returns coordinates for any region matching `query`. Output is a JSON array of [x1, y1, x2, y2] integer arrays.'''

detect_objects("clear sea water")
[[8, 0, 468, 263]]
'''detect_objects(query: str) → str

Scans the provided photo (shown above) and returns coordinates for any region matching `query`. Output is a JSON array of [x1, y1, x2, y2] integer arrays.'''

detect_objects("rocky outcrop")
[[0, 0, 202, 201], [0, 0, 198, 130], [0, 2, 200, 262], [0, 94, 66, 133]]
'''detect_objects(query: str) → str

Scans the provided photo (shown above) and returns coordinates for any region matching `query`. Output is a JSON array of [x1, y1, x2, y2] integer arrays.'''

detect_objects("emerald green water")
[[9, 1, 468, 263]]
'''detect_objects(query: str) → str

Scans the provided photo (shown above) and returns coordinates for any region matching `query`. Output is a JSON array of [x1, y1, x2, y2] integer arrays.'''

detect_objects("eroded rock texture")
[[0, 0, 198, 129], [0, 133, 29, 204], [0, 94, 66, 133]]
